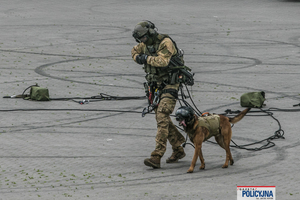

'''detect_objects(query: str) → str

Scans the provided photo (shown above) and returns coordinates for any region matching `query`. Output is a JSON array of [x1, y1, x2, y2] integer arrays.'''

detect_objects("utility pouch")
[[170, 71, 179, 85], [23, 84, 50, 101], [169, 67, 194, 86], [178, 68, 194, 86], [240, 91, 265, 108], [145, 74, 159, 83]]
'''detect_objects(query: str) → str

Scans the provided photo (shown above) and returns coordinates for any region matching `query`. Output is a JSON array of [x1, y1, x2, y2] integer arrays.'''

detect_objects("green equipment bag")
[[23, 84, 50, 101], [240, 91, 265, 108]]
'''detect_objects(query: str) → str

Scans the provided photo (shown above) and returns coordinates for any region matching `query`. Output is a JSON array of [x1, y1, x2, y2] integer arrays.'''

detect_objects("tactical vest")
[[143, 34, 182, 84], [187, 115, 220, 143]]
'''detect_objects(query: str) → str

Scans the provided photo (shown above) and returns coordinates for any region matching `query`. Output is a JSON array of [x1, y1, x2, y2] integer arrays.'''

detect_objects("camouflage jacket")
[[131, 34, 179, 88]]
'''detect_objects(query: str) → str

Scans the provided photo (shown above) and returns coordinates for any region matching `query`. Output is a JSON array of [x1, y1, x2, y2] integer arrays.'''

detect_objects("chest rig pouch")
[[143, 36, 170, 84]]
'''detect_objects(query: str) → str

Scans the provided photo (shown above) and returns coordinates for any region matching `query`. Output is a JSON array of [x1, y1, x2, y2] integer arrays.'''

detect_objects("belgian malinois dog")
[[175, 107, 250, 173]]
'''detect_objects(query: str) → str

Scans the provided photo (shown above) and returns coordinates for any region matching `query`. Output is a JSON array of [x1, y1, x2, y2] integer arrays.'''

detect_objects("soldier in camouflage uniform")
[[131, 21, 186, 168]]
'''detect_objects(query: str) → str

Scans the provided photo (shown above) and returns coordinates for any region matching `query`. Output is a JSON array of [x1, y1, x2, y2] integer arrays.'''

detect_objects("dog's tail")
[[228, 108, 251, 124]]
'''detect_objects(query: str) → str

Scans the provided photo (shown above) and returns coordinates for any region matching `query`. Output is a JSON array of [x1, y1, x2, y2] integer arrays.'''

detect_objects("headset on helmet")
[[144, 20, 156, 32]]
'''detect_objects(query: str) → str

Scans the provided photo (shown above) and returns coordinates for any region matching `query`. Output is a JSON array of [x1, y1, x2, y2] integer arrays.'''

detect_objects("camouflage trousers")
[[151, 93, 186, 158]]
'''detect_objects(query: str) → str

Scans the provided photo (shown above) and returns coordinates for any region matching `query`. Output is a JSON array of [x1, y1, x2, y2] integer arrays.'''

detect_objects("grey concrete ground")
[[0, 0, 300, 199]]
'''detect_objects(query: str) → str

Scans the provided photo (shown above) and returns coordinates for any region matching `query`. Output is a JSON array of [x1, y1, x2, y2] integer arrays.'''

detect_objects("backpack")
[[23, 84, 50, 101], [240, 91, 265, 108]]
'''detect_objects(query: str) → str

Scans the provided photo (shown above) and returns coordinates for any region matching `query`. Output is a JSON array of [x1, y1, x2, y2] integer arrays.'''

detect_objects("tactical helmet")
[[175, 106, 195, 123], [132, 21, 156, 43]]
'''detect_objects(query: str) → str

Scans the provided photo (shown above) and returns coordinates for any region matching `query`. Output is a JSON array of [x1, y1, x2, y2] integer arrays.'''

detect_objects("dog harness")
[[199, 115, 220, 140], [187, 114, 220, 143]]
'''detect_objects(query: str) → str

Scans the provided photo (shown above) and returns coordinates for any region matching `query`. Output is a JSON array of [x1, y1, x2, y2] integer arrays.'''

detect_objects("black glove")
[[136, 54, 148, 65]]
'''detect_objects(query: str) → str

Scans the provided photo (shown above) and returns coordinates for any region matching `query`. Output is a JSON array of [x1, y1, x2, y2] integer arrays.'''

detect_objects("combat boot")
[[166, 150, 186, 163], [144, 156, 161, 168]]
